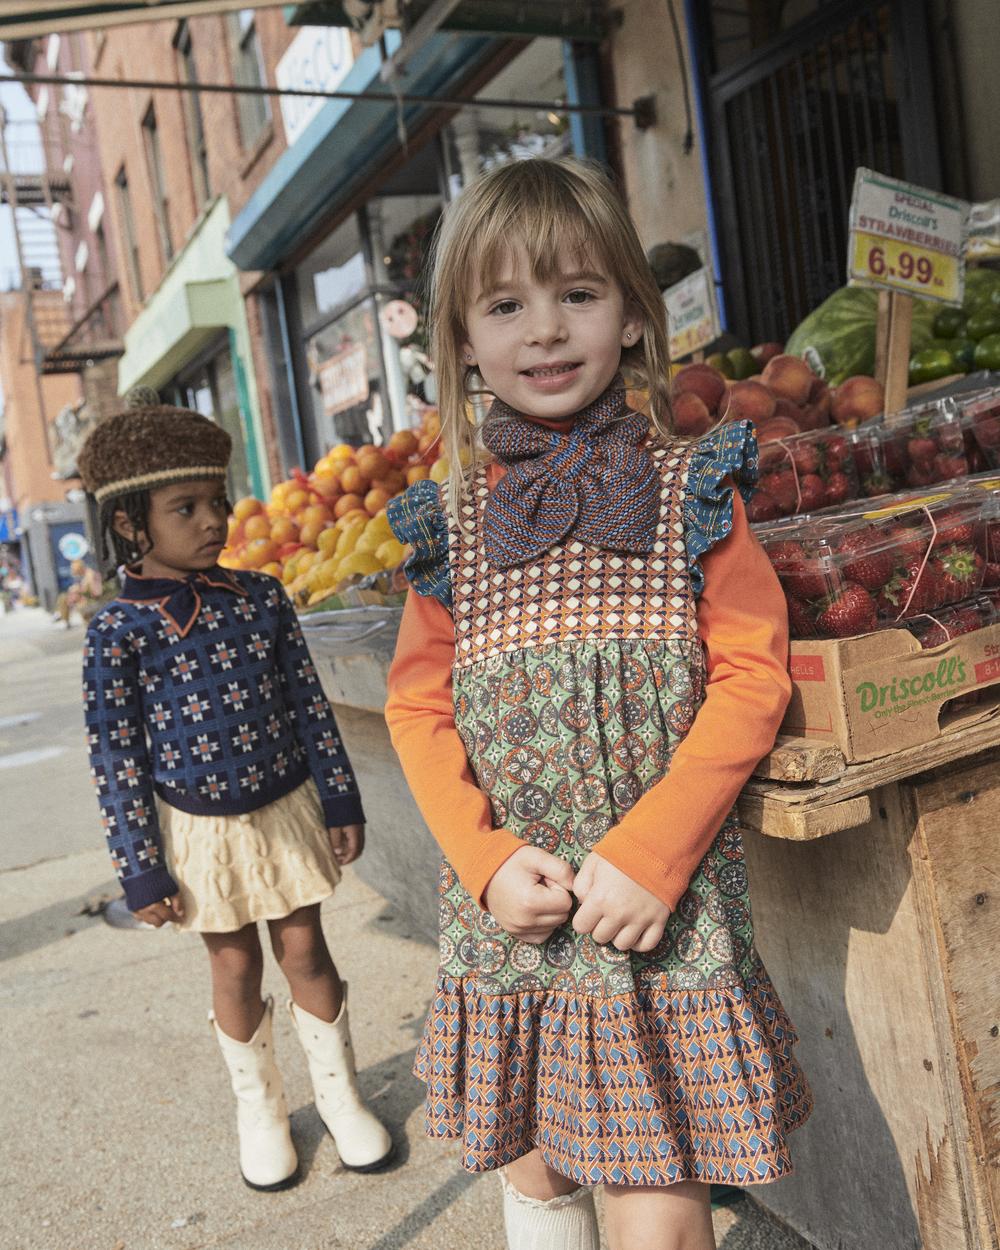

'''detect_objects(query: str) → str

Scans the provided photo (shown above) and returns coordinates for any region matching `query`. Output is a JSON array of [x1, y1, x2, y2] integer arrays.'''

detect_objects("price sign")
[[848, 168, 968, 306], [663, 267, 720, 359], [318, 343, 369, 417]]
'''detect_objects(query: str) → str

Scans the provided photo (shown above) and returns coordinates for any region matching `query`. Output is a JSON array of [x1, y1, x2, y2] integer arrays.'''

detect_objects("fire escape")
[[0, 94, 123, 377]]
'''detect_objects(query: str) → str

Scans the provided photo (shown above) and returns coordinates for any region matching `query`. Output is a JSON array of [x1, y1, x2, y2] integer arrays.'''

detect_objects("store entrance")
[[692, 0, 941, 344]]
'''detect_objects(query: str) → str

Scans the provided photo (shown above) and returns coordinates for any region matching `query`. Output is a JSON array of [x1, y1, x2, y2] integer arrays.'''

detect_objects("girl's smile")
[[462, 252, 642, 420]]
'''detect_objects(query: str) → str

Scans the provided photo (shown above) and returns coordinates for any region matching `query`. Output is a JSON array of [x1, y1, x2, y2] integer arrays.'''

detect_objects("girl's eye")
[[177, 505, 193, 517], [565, 289, 594, 305], [489, 299, 520, 316]]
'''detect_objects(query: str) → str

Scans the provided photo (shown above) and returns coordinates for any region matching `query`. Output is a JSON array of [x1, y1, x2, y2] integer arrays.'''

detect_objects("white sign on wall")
[[275, 26, 355, 148]]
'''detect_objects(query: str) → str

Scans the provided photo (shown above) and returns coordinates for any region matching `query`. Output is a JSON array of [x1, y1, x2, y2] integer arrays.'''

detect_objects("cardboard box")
[[782, 622, 1000, 763]]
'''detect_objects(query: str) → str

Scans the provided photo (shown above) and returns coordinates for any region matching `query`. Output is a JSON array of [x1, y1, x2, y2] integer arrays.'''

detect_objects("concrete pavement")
[[1, 607, 814, 1249]]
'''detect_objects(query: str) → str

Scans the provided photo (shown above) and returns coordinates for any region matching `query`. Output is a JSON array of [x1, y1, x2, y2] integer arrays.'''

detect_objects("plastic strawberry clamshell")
[[755, 490, 992, 640], [746, 425, 861, 523]]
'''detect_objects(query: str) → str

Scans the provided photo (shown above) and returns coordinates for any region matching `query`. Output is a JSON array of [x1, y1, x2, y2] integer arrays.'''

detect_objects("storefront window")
[[303, 296, 382, 449], [167, 340, 253, 501], [441, 38, 571, 196]]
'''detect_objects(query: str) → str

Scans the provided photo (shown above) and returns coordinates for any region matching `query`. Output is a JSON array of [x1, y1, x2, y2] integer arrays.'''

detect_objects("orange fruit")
[[405, 465, 430, 485], [338, 507, 368, 526], [357, 448, 389, 480], [233, 496, 265, 521], [285, 487, 310, 513], [389, 429, 419, 458], [298, 519, 331, 549], [317, 528, 341, 556], [310, 470, 342, 501], [270, 515, 300, 545], [243, 514, 271, 542], [364, 487, 390, 516], [372, 470, 406, 496], [335, 493, 365, 518], [430, 457, 450, 484], [300, 502, 334, 530], [339, 465, 366, 495], [260, 562, 282, 578], [244, 537, 279, 568], [327, 443, 355, 463]]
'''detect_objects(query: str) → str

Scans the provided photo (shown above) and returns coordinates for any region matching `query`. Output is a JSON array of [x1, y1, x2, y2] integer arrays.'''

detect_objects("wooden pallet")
[[741, 718, 1000, 840]]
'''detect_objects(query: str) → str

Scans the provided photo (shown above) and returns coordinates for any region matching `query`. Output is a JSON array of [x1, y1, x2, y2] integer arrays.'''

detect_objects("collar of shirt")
[[119, 566, 247, 638]]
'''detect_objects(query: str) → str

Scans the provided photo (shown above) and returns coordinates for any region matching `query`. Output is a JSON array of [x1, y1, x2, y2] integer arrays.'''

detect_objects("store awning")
[[0, 1, 274, 39], [226, 27, 499, 273], [288, 0, 604, 40]]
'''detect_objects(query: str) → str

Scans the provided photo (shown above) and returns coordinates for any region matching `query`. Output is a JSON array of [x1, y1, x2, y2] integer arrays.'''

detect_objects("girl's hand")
[[572, 853, 669, 952], [483, 845, 575, 944], [133, 894, 185, 927], [329, 823, 365, 866]]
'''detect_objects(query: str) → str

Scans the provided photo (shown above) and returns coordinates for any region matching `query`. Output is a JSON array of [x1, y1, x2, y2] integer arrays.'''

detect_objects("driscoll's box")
[[782, 622, 1000, 763]]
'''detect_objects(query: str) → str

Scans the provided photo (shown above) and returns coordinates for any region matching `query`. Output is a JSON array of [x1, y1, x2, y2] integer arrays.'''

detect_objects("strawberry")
[[934, 508, 976, 547], [929, 545, 984, 606], [823, 472, 853, 507], [887, 522, 930, 566], [983, 561, 1000, 588], [933, 452, 968, 481], [973, 408, 1000, 451], [759, 470, 798, 513], [876, 558, 929, 619], [766, 540, 830, 600], [906, 460, 940, 488], [907, 436, 938, 466], [824, 434, 851, 471], [835, 527, 894, 590], [797, 473, 827, 512], [817, 584, 877, 638], [862, 471, 892, 498], [791, 444, 821, 475], [786, 595, 817, 639], [910, 604, 985, 650], [746, 491, 781, 523]]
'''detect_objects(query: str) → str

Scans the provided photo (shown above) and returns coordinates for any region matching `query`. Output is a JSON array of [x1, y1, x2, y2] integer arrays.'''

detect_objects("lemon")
[[336, 551, 381, 581], [375, 538, 408, 569]]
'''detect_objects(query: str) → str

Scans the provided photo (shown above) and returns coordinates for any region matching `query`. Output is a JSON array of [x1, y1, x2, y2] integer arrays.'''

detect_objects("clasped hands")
[[482, 845, 669, 952]]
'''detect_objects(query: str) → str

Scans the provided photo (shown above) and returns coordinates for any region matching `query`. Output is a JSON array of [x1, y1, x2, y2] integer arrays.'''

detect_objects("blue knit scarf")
[[480, 379, 658, 569]]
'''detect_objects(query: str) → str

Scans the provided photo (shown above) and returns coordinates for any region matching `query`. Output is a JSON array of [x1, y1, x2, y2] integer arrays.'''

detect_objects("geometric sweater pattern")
[[83, 567, 363, 911]]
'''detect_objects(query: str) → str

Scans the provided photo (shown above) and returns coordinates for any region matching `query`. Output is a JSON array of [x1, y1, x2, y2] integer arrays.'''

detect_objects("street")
[[1, 607, 813, 1250]]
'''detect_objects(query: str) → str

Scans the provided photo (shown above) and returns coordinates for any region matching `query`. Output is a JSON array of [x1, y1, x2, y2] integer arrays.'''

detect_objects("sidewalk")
[[1, 606, 814, 1249]]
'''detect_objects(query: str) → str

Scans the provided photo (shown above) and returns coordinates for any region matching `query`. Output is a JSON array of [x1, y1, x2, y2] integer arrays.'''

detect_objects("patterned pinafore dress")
[[393, 422, 812, 1187]]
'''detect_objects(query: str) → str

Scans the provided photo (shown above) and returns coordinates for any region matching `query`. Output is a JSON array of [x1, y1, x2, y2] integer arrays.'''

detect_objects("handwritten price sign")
[[664, 268, 720, 360], [848, 169, 968, 306]]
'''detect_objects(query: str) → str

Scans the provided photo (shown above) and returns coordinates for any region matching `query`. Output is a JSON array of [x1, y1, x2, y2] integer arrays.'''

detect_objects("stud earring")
[[624, 332, 632, 342]]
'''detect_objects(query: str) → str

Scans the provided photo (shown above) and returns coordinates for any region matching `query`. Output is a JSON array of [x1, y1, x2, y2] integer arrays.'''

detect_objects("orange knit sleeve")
[[384, 588, 525, 904], [594, 491, 791, 909]]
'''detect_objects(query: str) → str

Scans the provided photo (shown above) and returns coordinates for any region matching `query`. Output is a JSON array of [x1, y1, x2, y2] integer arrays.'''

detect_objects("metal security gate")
[[691, 0, 941, 344]]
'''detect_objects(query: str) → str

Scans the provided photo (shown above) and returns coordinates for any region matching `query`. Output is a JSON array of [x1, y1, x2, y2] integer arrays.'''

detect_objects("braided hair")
[[96, 487, 154, 569]]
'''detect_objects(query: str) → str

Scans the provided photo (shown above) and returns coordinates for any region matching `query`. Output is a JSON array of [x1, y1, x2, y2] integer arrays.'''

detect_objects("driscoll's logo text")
[[856, 658, 967, 713]]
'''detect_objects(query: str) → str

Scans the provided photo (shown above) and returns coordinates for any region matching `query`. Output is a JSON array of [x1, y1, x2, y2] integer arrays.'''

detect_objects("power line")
[[5, 69, 656, 128]]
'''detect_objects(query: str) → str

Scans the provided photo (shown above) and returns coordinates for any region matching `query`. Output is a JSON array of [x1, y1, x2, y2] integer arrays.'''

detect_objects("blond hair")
[[428, 158, 673, 515]]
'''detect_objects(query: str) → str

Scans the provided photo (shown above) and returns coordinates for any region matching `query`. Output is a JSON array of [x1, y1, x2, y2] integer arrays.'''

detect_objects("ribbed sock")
[[500, 1170, 600, 1250]]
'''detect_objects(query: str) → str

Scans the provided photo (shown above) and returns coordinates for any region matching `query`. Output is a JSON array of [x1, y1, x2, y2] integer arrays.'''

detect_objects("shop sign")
[[848, 168, 968, 307], [663, 268, 719, 359], [57, 531, 89, 561], [318, 343, 370, 417], [968, 198, 1000, 261], [275, 26, 355, 148]]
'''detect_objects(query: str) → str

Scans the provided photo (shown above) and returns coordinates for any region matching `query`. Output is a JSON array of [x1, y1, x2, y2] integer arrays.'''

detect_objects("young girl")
[[384, 158, 812, 1250], [78, 405, 392, 1191]]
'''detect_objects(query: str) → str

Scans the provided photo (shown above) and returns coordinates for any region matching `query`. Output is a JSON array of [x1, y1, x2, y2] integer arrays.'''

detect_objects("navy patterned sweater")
[[83, 566, 364, 911]]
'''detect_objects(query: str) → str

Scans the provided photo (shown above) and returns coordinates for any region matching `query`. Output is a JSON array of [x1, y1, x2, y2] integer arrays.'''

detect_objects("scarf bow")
[[480, 381, 659, 569], [121, 568, 245, 637]]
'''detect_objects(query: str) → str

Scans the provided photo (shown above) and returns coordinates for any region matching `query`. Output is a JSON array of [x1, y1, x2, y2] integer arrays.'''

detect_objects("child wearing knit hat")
[[78, 405, 393, 1190]]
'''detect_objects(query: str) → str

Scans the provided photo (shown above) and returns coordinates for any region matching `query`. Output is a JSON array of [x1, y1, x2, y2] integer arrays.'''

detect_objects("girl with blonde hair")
[[385, 158, 811, 1250]]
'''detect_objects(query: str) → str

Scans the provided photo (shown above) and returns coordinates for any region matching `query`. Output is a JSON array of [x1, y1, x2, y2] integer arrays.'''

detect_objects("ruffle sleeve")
[[683, 418, 759, 597], [386, 478, 452, 610]]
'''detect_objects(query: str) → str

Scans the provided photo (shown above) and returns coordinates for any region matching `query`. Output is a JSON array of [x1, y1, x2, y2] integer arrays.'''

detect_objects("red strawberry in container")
[[816, 583, 878, 638], [786, 595, 819, 639], [746, 492, 781, 523], [904, 598, 992, 649], [823, 471, 854, 507], [928, 544, 985, 608], [969, 389, 1000, 465], [876, 557, 931, 621], [834, 525, 895, 591], [764, 539, 834, 600]]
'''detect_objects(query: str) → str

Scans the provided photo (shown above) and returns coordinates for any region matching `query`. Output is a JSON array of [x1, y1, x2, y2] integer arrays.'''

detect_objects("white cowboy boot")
[[211, 996, 299, 1191], [500, 1171, 600, 1250], [288, 984, 393, 1171]]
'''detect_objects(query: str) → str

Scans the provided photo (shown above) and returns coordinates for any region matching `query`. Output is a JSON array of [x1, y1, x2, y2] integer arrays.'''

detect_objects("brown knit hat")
[[78, 405, 232, 504]]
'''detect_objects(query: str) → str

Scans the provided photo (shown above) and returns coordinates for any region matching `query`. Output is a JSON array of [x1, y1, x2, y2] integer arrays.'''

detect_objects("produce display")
[[220, 406, 445, 607], [749, 427, 859, 521], [757, 492, 989, 639], [783, 269, 1000, 386]]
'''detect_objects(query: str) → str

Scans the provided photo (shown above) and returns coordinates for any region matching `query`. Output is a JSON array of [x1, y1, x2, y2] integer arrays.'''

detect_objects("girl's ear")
[[622, 301, 644, 348], [112, 510, 137, 543], [460, 339, 477, 367]]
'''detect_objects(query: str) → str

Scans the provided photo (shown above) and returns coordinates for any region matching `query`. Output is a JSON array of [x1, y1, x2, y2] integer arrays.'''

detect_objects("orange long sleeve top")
[[384, 488, 791, 912]]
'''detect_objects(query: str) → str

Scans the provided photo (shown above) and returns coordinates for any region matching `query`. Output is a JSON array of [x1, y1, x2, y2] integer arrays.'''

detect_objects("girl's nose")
[[524, 303, 567, 347]]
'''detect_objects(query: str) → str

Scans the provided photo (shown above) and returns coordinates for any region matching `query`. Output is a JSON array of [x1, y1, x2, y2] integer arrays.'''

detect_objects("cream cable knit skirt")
[[158, 780, 341, 932]]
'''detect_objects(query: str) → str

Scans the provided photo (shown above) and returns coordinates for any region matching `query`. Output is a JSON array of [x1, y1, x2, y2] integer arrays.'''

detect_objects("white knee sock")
[[500, 1170, 600, 1250]]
